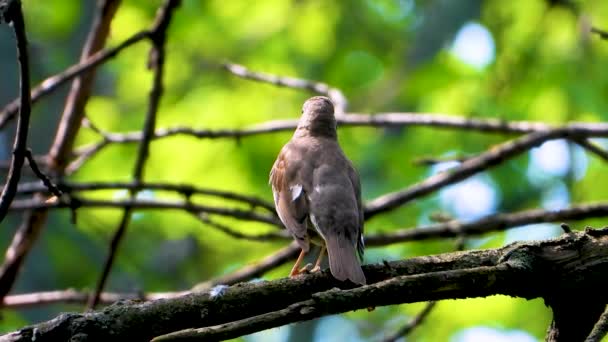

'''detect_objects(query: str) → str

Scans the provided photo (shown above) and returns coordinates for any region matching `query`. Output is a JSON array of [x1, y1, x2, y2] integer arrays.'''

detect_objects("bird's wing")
[[346, 160, 365, 259], [269, 144, 310, 251]]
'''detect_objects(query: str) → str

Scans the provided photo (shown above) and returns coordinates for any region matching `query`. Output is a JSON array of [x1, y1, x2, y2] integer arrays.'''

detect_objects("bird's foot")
[[289, 263, 314, 277], [298, 263, 314, 274], [310, 265, 321, 273]]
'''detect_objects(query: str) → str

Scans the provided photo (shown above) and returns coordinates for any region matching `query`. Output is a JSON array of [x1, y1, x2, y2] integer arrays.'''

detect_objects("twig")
[[23, 150, 62, 199], [191, 242, 300, 291], [64, 139, 110, 174], [413, 155, 471, 166], [365, 202, 608, 246], [381, 301, 437, 342], [195, 213, 288, 241], [0, 0, 32, 223], [571, 138, 608, 162], [591, 27, 608, 40], [88, 0, 181, 309], [220, 61, 348, 114]]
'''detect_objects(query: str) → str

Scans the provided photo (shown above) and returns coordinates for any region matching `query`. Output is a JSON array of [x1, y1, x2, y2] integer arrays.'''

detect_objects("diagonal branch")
[[87, 0, 181, 309], [591, 27, 608, 40], [364, 129, 594, 219], [365, 202, 608, 246], [0, 0, 32, 223], [220, 61, 348, 114], [381, 301, 437, 342], [0, 0, 121, 305], [0, 21, 149, 131]]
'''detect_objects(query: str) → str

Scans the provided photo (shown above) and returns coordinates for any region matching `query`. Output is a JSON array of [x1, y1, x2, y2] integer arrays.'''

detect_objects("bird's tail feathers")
[[326, 235, 366, 285]]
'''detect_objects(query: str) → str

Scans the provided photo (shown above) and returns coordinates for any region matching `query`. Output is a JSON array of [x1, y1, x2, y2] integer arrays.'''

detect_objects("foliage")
[[1, 0, 608, 341]]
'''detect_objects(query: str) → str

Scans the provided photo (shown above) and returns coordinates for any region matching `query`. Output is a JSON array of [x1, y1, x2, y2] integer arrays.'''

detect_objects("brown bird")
[[269, 96, 366, 285]]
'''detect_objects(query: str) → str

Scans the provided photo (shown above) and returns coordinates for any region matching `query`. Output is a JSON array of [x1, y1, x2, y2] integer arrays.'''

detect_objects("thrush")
[[269, 96, 366, 285]]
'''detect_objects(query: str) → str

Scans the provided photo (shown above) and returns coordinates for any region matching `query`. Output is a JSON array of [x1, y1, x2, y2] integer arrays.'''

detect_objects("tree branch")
[[365, 202, 608, 246], [0, 243, 300, 309], [9, 197, 280, 226], [88, 0, 181, 309], [591, 27, 608, 40], [219, 61, 348, 114], [0, 0, 121, 305], [365, 128, 607, 219], [14, 180, 275, 212], [0, 0, 32, 223], [6, 229, 608, 342], [0, 16, 149, 131]]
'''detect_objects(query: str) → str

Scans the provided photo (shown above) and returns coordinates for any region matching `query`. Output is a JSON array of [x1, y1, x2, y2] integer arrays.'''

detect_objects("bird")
[[269, 96, 366, 285]]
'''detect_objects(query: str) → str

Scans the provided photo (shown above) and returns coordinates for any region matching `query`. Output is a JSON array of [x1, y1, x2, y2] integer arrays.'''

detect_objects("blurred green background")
[[1, 0, 607, 341]]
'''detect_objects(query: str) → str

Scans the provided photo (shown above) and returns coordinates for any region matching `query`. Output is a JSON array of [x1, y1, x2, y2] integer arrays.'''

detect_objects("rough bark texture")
[[3, 228, 608, 342]]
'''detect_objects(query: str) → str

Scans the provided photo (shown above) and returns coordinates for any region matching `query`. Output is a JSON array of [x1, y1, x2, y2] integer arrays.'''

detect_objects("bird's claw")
[[298, 263, 314, 274]]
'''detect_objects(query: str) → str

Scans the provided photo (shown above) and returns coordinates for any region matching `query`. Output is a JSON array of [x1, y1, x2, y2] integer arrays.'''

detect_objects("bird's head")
[[296, 96, 337, 138]]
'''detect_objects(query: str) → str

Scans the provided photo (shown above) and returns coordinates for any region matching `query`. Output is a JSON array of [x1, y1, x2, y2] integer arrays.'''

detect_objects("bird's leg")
[[289, 249, 308, 277], [310, 246, 326, 273]]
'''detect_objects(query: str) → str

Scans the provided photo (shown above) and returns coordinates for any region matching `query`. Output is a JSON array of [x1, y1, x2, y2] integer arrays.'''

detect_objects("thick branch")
[[5, 229, 608, 342]]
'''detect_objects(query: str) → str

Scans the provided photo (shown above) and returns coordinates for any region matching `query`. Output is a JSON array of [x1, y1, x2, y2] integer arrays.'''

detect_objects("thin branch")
[[591, 27, 608, 40], [2, 289, 186, 309], [365, 202, 608, 246], [64, 139, 110, 174], [0, 24, 149, 131], [23, 150, 62, 199], [9, 197, 280, 226], [69, 116, 608, 167], [15, 180, 275, 212], [220, 61, 348, 114], [381, 301, 437, 342], [0, 0, 121, 305], [1, 244, 300, 309], [191, 242, 300, 291], [0, 0, 32, 223], [88, 0, 181, 309], [412, 155, 471, 166], [571, 138, 608, 162], [63, 116, 608, 182], [365, 129, 597, 219], [195, 213, 288, 242]]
